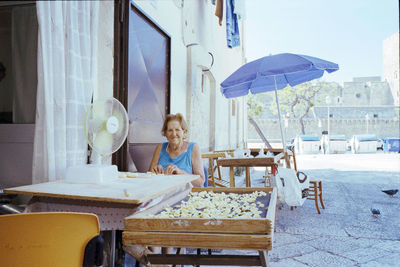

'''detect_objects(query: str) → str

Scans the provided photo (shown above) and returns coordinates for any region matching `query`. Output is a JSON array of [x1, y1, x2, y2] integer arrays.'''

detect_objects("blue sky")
[[245, 0, 399, 83]]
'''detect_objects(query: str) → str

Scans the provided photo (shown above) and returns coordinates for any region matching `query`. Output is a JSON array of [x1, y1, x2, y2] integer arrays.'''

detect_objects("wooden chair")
[[284, 151, 325, 214], [202, 152, 232, 187], [287, 150, 325, 214], [307, 180, 325, 214], [260, 148, 297, 186], [0, 212, 103, 267]]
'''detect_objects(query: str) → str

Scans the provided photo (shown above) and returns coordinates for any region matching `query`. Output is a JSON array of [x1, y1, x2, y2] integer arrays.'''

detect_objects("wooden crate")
[[123, 187, 277, 251]]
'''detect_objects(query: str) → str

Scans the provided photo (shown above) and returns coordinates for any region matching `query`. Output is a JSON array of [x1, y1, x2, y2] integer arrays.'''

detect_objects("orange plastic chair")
[[0, 212, 103, 267]]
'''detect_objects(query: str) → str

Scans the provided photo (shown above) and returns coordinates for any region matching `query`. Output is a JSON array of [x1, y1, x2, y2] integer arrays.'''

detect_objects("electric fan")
[[65, 98, 129, 184]]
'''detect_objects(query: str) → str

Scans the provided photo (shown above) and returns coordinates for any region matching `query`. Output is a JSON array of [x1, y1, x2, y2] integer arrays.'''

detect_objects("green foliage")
[[269, 81, 336, 119], [247, 94, 264, 117], [246, 80, 339, 134]]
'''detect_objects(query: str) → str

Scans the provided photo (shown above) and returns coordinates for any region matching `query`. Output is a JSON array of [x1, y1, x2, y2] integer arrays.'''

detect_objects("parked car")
[[382, 137, 400, 153], [321, 134, 347, 154], [294, 135, 320, 154], [350, 134, 378, 154]]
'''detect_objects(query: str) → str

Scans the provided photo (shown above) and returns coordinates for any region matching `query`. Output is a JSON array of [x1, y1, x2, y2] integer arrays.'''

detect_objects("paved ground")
[[124, 153, 399, 267], [218, 153, 400, 267]]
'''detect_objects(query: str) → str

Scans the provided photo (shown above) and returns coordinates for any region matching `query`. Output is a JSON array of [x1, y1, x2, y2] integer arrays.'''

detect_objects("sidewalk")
[[220, 153, 400, 266]]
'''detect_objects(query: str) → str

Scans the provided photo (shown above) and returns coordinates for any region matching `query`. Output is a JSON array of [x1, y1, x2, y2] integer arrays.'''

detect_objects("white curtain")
[[33, 1, 99, 184], [11, 6, 38, 123]]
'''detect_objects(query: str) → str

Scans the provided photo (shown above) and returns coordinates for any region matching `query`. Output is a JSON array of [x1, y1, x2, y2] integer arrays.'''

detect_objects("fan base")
[[65, 164, 118, 184]]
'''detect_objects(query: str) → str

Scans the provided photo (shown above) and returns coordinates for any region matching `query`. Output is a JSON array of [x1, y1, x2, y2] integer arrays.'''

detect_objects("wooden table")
[[4, 174, 198, 267], [123, 187, 277, 266], [4, 174, 197, 204], [4, 174, 198, 229], [217, 152, 286, 187]]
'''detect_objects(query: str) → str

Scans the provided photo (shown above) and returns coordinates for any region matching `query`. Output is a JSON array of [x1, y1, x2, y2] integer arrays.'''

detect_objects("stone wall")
[[250, 76, 399, 143], [248, 117, 400, 141]]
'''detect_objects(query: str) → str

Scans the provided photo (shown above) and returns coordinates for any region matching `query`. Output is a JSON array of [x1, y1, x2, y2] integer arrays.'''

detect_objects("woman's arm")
[[148, 144, 164, 174], [190, 143, 205, 187]]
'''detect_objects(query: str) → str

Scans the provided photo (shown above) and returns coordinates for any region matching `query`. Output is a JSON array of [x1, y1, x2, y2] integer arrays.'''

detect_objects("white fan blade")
[[93, 129, 113, 154]]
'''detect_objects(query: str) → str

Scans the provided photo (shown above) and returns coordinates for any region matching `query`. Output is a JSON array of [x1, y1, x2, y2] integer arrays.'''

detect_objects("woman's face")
[[166, 120, 185, 145]]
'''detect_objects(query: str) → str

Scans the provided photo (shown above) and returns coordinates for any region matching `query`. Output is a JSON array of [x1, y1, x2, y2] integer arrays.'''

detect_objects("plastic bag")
[[274, 167, 309, 206]]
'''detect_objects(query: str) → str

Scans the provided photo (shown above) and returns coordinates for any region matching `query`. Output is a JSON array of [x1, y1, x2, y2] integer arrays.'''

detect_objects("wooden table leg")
[[259, 250, 269, 267], [230, 167, 235, 187], [246, 167, 251, 187], [271, 164, 277, 176], [284, 152, 291, 169]]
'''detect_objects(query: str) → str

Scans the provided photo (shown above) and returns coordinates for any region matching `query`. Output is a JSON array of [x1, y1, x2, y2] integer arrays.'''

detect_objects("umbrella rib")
[[222, 65, 337, 91]]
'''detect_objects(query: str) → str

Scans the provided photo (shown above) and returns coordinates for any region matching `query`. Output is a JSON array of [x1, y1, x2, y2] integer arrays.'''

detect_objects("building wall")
[[383, 33, 400, 106], [95, 0, 114, 100], [130, 0, 247, 152]]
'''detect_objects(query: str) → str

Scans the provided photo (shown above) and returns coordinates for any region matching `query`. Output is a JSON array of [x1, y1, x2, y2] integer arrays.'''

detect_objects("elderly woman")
[[149, 113, 205, 187]]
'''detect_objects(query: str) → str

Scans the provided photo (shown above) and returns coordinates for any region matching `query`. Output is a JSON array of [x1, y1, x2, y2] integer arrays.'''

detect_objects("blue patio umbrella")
[[220, 53, 339, 150]]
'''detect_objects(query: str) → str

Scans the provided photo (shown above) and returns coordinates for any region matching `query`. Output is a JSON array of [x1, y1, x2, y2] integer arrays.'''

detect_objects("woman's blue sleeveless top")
[[157, 142, 194, 174]]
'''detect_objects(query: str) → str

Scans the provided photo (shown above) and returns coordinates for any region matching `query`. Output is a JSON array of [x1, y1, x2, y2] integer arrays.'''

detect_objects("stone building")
[[383, 32, 400, 106], [0, 1, 248, 187], [341, 77, 394, 106], [248, 76, 399, 142]]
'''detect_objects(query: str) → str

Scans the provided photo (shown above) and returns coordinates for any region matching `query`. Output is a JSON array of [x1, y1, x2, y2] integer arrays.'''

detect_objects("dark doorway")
[[0, 1, 37, 188], [114, 2, 170, 172]]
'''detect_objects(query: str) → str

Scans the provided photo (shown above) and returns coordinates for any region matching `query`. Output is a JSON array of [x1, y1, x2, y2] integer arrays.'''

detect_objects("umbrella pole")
[[273, 76, 290, 167]]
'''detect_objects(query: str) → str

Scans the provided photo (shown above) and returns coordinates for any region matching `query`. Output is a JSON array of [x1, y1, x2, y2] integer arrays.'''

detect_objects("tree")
[[247, 94, 272, 148], [269, 81, 336, 134]]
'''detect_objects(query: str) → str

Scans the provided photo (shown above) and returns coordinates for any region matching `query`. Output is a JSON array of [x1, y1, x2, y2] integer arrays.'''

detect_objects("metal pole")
[[273, 76, 286, 154], [325, 96, 331, 154], [327, 104, 330, 153]]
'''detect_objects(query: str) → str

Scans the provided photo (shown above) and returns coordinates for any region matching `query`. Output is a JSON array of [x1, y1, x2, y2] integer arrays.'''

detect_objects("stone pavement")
[[214, 153, 400, 267], [124, 154, 400, 267], [269, 173, 400, 267]]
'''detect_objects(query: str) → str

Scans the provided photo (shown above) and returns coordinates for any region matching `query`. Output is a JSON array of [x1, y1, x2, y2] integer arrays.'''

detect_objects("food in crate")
[[150, 191, 267, 219]]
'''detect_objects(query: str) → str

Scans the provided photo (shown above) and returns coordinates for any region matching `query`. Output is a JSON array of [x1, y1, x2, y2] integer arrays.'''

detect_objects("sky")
[[244, 0, 399, 83]]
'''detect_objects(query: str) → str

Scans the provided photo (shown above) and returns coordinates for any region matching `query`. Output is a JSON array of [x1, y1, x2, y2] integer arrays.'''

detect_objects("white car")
[[350, 134, 378, 154], [294, 135, 320, 154], [321, 135, 347, 154]]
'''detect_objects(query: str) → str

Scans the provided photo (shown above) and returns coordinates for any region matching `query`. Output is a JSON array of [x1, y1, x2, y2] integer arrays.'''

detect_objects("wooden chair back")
[[202, 151, 232, 187], [0, 212, 102, 267]]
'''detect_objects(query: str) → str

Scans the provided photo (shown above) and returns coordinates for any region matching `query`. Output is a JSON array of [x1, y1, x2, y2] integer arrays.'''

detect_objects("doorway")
[[114, 2, 171, 172], [0, 1, 37, 188]]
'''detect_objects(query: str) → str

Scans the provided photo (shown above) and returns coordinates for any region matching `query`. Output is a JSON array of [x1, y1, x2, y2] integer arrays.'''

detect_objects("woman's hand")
[[151, 165, 164, 174], [165, 164, 182, 175]]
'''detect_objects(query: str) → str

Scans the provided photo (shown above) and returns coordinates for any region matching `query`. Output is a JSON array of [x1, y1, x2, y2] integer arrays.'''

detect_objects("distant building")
[[383, 33, 400, 106], [248, 76, 399, 141], [341, 76, 393, 106]]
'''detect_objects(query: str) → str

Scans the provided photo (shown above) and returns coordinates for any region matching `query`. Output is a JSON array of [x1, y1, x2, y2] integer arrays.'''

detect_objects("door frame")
[[113, 0, 171, 171]]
